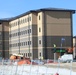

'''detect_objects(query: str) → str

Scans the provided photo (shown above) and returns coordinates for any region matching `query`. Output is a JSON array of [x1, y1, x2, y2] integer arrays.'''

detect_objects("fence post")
[[70, 61, 72, 75], [21, 64, 24, 75], [37, 60, 39, 75], [46, 59, 48, 75], [2, 58, 4, 75], [57, 59, 60, 73], [29, 60, 32, 75], [15, 62, 18, 75]]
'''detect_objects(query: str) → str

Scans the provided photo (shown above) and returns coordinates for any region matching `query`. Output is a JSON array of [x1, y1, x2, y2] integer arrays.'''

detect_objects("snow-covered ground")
[[0, 63, 76, 75]]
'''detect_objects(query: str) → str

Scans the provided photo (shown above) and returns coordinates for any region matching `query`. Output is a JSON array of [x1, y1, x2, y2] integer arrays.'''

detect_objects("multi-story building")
[[0, 8, 75, 59]]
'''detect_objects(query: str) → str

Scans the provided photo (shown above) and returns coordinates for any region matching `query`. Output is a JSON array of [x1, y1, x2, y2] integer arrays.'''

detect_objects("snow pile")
[[0, 64, 76, 75]]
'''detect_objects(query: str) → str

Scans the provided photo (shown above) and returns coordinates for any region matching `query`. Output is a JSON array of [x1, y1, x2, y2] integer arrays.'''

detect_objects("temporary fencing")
[[0, 59, 74, 75]]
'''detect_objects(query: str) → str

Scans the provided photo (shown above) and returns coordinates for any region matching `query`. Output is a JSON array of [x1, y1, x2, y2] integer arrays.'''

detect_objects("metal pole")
[[60, 38, 65, 57], [29, 60, 32, 75], [15, 64, 18, 75], [54, 53, 56, 63], [45, 60, 48, 75], [57, 59, 60, 73], [60, 42, 62, 57], [53, 44, 56, 62], [70, 61, 72, 75], [37, 61, 39, 75]]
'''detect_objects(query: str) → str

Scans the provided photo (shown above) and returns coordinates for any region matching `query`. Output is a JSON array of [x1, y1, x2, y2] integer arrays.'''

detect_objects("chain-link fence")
[[0, 59, 76, 75]]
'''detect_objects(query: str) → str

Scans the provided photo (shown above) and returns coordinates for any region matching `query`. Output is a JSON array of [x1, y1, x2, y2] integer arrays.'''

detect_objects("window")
[[39, 15, 40, 20], [19, 43, 21, 46], [15, 43, 16, 47], [23, 31, 25, 34], [39, 40, 41, 44], [40, 53, 41, 56], [16, 22, 17, 26], [22, 42, 24, 46], [25, 30, 27, 34], [28, 29, 31, 33], [16, 33, 17, 36], [24, 42, 25, 45], [28, 53, 29, 57], [28, 41, 29, 45], [16, 43, 17, 46], [26, 42, 27, 45], [19, 32, 21, 35], [29, 17, 31, 21], [26, 30, 27, 34], [21, 20, 22, 24], [28, 29, 29, 34], [30, 53, 31, 56], [39, 28, 41, 32], [22, 31, 23, 35], [30, 29, 31, 33], [18, 32, 20, 35], [18, 43, 19, 46], [30, 41, 31, 45], [14, 23, 15, 26], [23, 19, 24, 23], [26, 53, 27, 57], [24, 53, 25, 57]]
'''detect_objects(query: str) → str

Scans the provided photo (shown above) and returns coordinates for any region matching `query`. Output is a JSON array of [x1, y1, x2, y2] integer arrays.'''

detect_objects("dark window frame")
[[39, 40, 41, 44], [39, 28, 41, 32], [39, 15, 40, 20]]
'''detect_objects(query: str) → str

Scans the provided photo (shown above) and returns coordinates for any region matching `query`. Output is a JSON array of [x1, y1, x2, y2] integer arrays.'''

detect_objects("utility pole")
[[53, 44, 56, 63]]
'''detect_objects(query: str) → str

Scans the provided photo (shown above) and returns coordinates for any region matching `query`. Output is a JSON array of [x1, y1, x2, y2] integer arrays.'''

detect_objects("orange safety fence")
[[67, 47, 75, 53], [18, 59, 31, 65]]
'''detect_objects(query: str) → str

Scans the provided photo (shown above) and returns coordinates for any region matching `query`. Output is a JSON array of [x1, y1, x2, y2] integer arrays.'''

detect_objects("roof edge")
[[0, 8, 75, 21]]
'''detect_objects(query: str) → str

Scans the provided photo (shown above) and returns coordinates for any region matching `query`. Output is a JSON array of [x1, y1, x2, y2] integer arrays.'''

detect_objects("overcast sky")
[[0, 0, 76, 36]]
